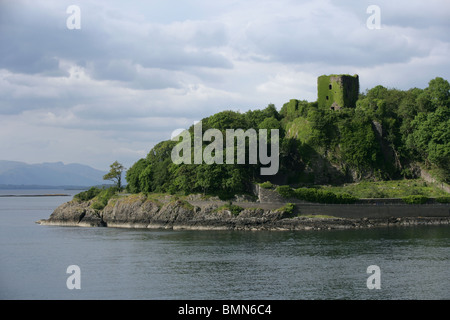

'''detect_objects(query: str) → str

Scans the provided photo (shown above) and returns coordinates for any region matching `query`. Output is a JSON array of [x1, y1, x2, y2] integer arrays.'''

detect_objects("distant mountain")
[[0, 160, 108, 188]]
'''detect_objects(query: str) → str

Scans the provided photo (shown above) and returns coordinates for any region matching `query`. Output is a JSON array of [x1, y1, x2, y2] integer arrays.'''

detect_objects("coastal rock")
[[38, 199, 104, 227], [102, 194, 160, 228], [37, 194, 450, 231]]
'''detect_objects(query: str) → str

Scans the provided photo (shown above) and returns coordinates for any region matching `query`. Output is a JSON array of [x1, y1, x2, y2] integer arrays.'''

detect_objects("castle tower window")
[[326, 96, 329, 100], [329, 84, 332, 90]]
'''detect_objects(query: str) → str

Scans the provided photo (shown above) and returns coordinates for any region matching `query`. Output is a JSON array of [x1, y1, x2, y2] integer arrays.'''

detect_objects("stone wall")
[[420, 168, 450, 193], [290, 203, 449, 219], [317, 74, 359, 110], [250, 183, 449, 219], [253, 184, 289, 203]]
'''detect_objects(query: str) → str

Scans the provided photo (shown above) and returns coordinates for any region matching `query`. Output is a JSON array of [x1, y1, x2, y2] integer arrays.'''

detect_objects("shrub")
[[90, 187, 119, 210], [74, 187, 101, 202], [277, 203, 295, 216], [260, 181, 274, 189], [218, 204, 244, 216], [335, 193, 358, 204], [174, 199, 194, 211], [276, 185, 295, 198], [294, 188, 319, 202], [435, 196, 450, 203], [402, 195, 429, 204], [294, 188, 357, 204], [91, 201, 107, 211], [276, 185, 357, 204]]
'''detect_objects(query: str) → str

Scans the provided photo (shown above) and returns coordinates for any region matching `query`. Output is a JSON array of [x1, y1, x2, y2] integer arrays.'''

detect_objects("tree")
[[103, 161, 125, 191], [338, 112, 382, 176], [407, 106, 450, 180], [125, 158, 149, 193], [195, 164, 215, 195], [139, 165, 153, 193], [416, 77, 450, 112]]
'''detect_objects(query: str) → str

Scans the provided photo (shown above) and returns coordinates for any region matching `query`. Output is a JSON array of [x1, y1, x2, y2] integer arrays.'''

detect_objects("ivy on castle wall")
[[317, 74, 359, 109]]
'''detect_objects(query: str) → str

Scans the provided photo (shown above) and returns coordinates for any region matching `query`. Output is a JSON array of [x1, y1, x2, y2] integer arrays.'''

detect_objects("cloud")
[[224, 0, 439, 68], [0, 0, 449, 170]]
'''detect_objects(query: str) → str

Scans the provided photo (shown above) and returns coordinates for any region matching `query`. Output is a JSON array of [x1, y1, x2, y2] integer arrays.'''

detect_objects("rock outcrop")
[[38, 195, 293, 230], [41, 199, 104, 227], [37, 194, 450, 231]]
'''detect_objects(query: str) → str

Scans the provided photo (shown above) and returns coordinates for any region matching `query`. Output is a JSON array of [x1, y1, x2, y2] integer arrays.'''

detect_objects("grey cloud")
[[0, 5, 109, 75], [86, 60, 183, 90], [241, 13, 433, 67], [0, 1, 233, 86], [88, 60, 137, 82], [327, 0, 450, 30]]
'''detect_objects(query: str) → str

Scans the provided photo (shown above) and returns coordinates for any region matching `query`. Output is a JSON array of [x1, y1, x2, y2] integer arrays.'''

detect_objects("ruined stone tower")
[[317, 74, 359, 110]]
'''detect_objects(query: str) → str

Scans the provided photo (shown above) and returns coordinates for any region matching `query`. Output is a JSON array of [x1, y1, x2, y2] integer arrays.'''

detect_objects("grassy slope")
[[318, 179, 448, 198]]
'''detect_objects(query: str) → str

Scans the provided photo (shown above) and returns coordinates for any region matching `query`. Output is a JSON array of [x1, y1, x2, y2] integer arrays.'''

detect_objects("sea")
[[0, 189, 449, 300]]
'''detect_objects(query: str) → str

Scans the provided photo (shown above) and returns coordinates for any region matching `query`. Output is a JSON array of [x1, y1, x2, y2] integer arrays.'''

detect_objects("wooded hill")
[[125, 77, 450, 198]]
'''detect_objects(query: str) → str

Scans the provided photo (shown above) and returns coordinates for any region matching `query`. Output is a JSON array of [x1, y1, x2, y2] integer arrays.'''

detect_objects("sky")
[[0, 0, 449, 171]]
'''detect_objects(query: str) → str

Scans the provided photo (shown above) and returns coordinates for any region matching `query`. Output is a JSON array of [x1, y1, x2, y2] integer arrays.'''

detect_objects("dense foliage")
[[91, 187, 118, 210], [401, 195, 429, 204], [126, 77, 450, 197], [74, 186, 119, 210], [74, 186, 102, 201]]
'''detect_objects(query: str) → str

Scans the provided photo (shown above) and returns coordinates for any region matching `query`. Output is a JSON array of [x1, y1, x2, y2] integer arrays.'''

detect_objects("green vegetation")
[[276, 203, 295, 215], [436, 196, 450, 203], [402, 195, 429, 204], [122, 76, 449, 200], [320, 179, 447, 198], [276, 185, 357, 204], [103, 161, 125, 191], [170, 199, 195, 211], [275, 185, 296, 198], [74, 185, 127, 208], [216, 203, 244, 216], [317, 74, 359, 109], [74, 182, 126, 211], [259, 181, 274, 189], [74, 186, 102, 201], [92, 187, 119, 210]]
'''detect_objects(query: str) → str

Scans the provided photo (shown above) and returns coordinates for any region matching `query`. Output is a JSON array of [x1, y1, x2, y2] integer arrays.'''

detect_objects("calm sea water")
[[0, 189, 449, 300]]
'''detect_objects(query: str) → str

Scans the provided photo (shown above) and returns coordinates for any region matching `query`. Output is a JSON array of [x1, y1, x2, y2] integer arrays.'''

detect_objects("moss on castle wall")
[[318, 74, 359, 110], [282, 99, 308, 119]]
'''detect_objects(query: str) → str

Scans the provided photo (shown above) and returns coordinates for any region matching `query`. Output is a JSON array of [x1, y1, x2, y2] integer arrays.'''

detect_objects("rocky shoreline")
[[36, 193, 450, 231]]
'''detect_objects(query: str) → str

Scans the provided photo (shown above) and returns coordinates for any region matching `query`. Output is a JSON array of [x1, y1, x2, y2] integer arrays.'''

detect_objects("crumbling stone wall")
[[318, 74, 359, 110]]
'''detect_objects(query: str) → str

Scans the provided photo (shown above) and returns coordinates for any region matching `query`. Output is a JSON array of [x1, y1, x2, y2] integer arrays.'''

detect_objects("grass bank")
[[318, 179, 448, 199]]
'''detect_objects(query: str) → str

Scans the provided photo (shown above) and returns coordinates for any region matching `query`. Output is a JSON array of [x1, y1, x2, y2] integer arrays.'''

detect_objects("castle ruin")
[[317, 74, 359, 110]]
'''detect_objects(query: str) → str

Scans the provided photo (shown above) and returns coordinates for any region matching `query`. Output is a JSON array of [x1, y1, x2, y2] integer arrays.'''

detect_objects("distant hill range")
[[0, 160, 108, 189]]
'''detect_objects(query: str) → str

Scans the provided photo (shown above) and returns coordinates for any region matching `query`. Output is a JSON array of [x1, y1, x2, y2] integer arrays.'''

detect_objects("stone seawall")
[[253, 184, 450, 219], [282, 203, 449, 219]]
